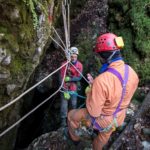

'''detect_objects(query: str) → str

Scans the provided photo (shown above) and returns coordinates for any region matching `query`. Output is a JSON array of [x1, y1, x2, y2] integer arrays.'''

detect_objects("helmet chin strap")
[[107, 50, 118, 64]]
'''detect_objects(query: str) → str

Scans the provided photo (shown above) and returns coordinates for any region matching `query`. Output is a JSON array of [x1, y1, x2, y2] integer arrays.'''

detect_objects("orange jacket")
[[86, 60, 139, 117]]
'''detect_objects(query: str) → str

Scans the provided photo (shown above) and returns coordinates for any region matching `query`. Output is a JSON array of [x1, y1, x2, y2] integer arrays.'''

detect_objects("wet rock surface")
[[70, 0, 108, 43], [109, 92, 150, 150], [27, 89, 150, 150], [0, 1, 62, 150], [27, 128, 70, 150], [27, 128, 93, 150]]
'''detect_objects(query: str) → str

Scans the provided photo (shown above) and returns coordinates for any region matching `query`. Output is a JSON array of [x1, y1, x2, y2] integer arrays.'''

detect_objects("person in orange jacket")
[[67, 33, 139, 150], [60, 47, 83, 127]]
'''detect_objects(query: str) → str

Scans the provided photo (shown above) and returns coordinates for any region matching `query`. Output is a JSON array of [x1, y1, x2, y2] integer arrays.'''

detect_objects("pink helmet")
[[94, 33, 124, 53]]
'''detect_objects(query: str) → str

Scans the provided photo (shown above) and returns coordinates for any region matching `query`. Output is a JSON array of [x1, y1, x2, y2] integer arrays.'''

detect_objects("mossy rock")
[[108, 0, 150, 85]]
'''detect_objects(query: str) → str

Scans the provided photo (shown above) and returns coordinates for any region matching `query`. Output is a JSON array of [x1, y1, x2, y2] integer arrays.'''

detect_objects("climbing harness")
[[74, 64, 129, 139], [90, 64, 129, 132]]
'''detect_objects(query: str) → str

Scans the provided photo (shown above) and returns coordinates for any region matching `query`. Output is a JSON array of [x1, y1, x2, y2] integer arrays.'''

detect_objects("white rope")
[[61, 0, 89, 84], [55, 41, 89, 84], [55, 39, 89, 84], [0, 61, 70, 112], [53, 38, 89, 84], [49, 35, 66, 52], [0, 0, 89, 138], [49, 34, 70, 61], [62, 1, 69, 50], [62, 0, 71, 60], [51, 26, 67, 50], [70, 62, 90, 84], [0, 62, 69, 138], [67, 1, 70, 48]]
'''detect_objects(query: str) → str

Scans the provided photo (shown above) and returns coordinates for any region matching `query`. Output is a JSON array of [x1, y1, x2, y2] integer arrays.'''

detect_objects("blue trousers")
[[60, 92, 77, 119]]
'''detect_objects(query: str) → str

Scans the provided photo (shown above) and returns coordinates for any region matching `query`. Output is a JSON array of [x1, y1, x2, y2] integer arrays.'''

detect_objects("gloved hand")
[[87, 73, 93, 84], [85, 85, 91, 95], [64, 92, 70, 100], [65, 76, 70, 82]]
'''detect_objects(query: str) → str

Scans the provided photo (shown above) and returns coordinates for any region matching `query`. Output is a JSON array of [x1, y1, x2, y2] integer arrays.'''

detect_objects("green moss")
[[5, 34, 19, 50], [0, 27, 19, 52], [0, 26, 8, 33], [10, 56, 24, 75], [9, 55, 34, 83], [76, 31, 100, 76], [19, 24, 34, 41], [130, 0, 150, 55], [108, 0, 150, 85]]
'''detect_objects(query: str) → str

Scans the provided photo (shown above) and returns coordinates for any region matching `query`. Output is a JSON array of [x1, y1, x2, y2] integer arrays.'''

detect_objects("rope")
[[49, 35, 66, 53], [0, 0, 88, 113], [77, 102, 85, 109], [50, 31, 89, 85], [51, 1, 89, 85], [0, 62, 69, 138], [49, 34, 70, 61], [67, 1, 70, 48], [50, 28, 89, 85], [0, 61, 70, 112], [60, 90, 86, 99], [0, 0, 90, 138], [62, 0, 71, 59], [0, 0, 89, 113], [51, 26, 67, 50], [62, 1, 69, 50], [70, 62, 90, 84]]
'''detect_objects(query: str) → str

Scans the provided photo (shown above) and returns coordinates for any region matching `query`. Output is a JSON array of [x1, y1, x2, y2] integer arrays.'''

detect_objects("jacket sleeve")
[[60, 62, 67, 82], [86, 77, 106, 117], [70, 63, 83, 82]]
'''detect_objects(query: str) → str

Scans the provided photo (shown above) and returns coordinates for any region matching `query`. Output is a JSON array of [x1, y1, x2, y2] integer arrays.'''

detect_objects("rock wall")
[[0, 0, 62, 149], [0, 0, 149, 149]]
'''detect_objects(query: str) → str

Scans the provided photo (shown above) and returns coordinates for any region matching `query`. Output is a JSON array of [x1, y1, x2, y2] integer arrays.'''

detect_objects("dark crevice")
[[14, 89, 61, 149], [14, 43, 63, 149]]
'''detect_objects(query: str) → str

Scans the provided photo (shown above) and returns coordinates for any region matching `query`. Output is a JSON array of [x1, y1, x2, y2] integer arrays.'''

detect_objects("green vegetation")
[[108, 0, 150, 85], [23, 0, 49, 29], [4, 34, 19, 51], [76, 30, 101, 77], [70, 0, 87, 19], [130, 0, 150, 55], [10, 56, 24, 75]]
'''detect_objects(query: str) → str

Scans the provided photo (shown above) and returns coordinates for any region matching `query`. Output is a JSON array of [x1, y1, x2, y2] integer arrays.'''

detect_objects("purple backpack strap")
[[107, 64, 129, 117], [90, 65, 129, 132], [90, 116, 103, 131]]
